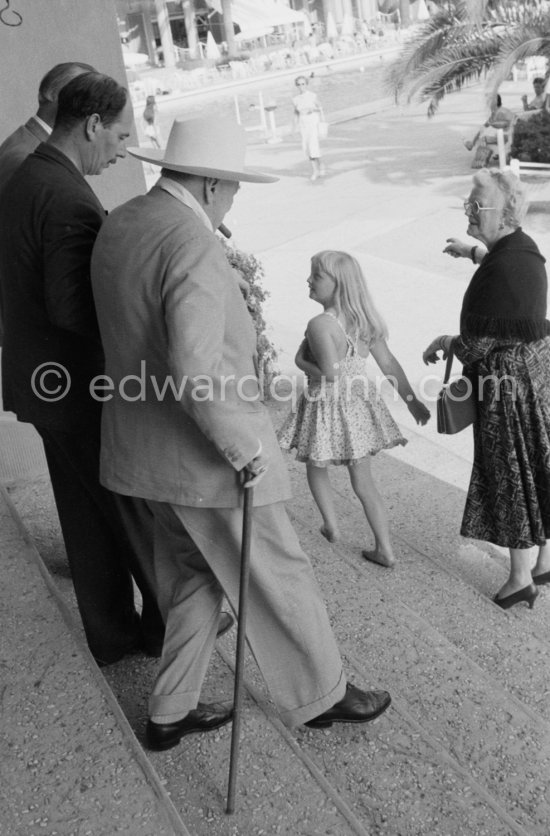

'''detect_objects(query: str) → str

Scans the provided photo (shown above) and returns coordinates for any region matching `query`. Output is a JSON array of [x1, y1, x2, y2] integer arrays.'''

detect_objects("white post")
[[234, 95, 241, 124], [496, 128, 506, 170], [265, 104, 282, 144], [257, 91, 267, 133]]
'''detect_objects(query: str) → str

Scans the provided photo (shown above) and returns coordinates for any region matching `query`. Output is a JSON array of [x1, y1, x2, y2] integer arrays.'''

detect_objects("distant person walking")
[[292, 75, 324, 181], [278, 250, 430, 565], [142, 94, 161, 148]]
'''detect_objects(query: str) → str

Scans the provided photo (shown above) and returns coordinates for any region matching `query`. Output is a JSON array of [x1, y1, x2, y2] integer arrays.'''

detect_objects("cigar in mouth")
[[218, 223, 232, 239]]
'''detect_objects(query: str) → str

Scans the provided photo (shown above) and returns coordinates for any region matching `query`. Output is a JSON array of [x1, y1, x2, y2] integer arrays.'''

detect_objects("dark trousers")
[[37, 424, 164, 663]]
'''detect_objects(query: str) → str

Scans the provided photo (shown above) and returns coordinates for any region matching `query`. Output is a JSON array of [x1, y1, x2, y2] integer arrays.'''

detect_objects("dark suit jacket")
[[0, 116, 49, 189], [0, 143, 105, 431], [0, 117, 50, 344]]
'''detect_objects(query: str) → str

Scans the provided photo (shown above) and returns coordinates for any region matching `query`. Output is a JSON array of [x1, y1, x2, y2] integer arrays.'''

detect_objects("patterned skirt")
[[461, 337, 550, 549], [277, 372, 406, 467]]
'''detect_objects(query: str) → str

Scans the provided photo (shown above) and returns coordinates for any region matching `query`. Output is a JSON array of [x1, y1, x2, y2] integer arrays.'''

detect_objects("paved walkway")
[[2, 75, 550, 835]]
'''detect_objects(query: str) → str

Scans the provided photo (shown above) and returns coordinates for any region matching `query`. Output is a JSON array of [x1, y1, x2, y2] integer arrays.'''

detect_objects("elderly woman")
[[425, 169, 550, 610]]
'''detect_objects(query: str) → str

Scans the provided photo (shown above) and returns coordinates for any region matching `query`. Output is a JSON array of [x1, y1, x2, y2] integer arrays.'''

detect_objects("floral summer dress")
[[278, 313, 406, 466]]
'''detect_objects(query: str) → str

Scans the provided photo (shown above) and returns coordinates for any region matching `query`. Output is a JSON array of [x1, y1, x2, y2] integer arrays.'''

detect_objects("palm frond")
[[389, 25, 503, 114], [386, 2, 550, 116], [489, 30, 550, 89], [386, 16, 474, 97]]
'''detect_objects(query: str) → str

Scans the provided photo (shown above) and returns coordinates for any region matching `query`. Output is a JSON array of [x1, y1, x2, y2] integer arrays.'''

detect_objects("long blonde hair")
[[310, 250, 388, 343]]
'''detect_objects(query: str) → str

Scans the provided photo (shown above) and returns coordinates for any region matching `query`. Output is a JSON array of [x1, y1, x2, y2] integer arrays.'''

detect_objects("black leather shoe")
[[146, 702, 233, 751], [533, 570, 550, 586], [305, 683, 391, 728], [217, 611, 234, 638], [94, 640, 143, 667]]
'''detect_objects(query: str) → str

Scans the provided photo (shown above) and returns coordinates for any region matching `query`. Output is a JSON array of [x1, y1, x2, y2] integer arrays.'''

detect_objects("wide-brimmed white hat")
[[128, 115, 278, 183]]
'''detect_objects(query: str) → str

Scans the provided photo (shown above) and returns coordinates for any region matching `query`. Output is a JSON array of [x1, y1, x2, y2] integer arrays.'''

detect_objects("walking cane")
[[226, 482, 254, 814]]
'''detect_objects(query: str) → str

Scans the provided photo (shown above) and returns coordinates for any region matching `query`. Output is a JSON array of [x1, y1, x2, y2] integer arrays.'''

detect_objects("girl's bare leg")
[[348, 460, 395, 567], [306, 463, 341, 542]]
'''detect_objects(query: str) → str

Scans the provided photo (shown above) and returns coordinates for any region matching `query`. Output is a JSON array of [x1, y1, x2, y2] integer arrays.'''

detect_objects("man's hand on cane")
[[243, 451, 269, 487]]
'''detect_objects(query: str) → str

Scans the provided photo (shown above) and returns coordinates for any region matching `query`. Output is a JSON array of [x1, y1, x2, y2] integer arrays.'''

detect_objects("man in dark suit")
[[0, 71, 166, 665], [0, 62, 94, 342], [0, 61, 94, 188]]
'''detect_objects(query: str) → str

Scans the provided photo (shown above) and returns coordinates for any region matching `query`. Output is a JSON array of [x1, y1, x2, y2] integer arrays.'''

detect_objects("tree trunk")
[[399, 0, 411, 27], [182, 0, 199, 60], [154, 0, 176, 66], [322, 0, 335, 26], [221, 0, 237, 59]]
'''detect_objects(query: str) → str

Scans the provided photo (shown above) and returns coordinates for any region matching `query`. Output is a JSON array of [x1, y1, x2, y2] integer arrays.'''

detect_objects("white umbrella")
[[414, 0, 431, 21], [121, 47, 149, 68], [206, 30, 221, 60], [341, 13, 355, 36], [326, 11, 338, 40], [301, 13, 313, 37]]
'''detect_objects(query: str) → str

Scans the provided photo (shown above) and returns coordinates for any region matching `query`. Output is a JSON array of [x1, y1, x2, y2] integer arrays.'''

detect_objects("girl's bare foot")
[[320, 526, 340, 543], [362, 549, 395, 568]]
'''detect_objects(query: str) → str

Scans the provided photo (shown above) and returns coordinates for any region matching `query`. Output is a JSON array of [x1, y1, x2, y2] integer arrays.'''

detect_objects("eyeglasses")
[[463, 200, 497, 215], [296, 81, 306, 86]]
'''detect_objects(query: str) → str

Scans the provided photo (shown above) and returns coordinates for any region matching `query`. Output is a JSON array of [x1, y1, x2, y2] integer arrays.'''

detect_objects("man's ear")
[[85, 113, 102, 141], [204, 177, 219, 204]]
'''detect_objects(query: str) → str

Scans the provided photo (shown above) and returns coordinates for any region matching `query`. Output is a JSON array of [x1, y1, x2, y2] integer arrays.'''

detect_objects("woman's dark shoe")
[[305, 683, 391, 728], [146, 702, 233, 751], [533, 570, 550, 586], [493, 583, 539, 610]]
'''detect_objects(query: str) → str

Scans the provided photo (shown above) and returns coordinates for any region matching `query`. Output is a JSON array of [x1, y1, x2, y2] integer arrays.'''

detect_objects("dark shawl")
[[460, 228, 550, 341]]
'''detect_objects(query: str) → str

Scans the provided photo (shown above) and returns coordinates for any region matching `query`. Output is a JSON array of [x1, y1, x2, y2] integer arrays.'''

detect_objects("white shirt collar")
[[157, 175, 213, 232], [33, 114, 52, 135]]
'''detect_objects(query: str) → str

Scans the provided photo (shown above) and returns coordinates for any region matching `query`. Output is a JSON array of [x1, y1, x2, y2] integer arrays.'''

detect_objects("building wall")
[[0, 0, 146, 209]]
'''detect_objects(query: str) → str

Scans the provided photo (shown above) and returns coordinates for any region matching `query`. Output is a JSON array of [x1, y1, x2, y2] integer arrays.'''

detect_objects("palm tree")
[[221, 0, 238, 58], [387, 0, 550, 116]]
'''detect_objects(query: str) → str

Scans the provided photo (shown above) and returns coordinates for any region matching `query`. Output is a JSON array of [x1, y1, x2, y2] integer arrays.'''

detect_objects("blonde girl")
[[278, 250, 430, 566]]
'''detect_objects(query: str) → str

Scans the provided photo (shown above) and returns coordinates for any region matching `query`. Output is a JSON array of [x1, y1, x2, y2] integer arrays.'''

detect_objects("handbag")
[[436, 346, 478, 434], [318, 110, 329, 140]]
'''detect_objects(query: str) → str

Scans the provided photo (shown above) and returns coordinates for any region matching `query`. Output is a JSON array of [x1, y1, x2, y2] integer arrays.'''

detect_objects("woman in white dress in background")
[[292, 75, 324, 181]]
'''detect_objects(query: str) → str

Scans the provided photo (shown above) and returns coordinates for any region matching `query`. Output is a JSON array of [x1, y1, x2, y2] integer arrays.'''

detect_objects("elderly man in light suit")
[[90, 115, 391, 751]]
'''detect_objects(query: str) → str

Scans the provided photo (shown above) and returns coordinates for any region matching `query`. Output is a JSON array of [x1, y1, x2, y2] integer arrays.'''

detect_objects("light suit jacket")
[[91, 185, 292, 508]]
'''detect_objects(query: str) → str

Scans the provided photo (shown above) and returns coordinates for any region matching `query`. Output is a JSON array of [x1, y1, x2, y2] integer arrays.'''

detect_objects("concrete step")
[[0, 484, 189, 836], [6, 409, 550, 834], [282, 452, 550, 834], [102, 445, 550, 835]]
